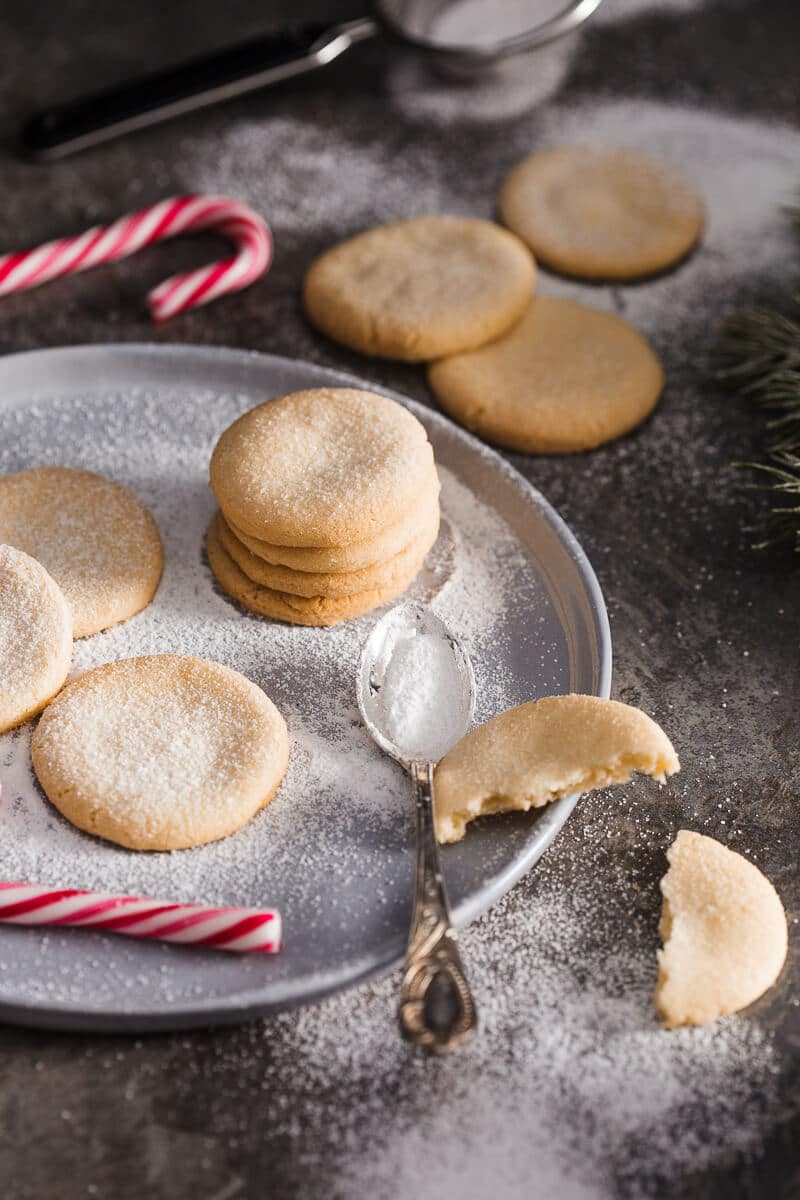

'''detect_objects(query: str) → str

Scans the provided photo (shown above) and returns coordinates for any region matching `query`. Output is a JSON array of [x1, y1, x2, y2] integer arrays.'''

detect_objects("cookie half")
[[304, 216, 535, 360], [31, 654, 289, 851], [499, 146, 704, 280], [0, 544, 72, 733], [428, 297, 663, 453], [655, 830, 788, 1028]]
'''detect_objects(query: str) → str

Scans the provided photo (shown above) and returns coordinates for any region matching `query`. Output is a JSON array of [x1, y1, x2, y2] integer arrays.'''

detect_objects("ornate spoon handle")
[[398, 760, 478, 1053]]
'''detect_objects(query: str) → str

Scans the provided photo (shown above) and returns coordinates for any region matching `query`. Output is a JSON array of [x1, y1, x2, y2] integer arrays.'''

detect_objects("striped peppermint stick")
[[0, 194, 272, 322], [0, 882, 281, 954]]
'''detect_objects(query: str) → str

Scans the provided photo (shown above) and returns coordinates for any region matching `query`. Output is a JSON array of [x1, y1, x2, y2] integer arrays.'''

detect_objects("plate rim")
[[0, 342, 612, 1032]]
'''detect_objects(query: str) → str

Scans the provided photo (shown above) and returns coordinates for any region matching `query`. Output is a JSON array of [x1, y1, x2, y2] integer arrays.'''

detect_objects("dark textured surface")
[[0, 2, 799, 1198]]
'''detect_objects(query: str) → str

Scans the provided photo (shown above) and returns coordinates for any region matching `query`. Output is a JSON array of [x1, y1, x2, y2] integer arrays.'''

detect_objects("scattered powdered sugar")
[[0, 54, 795, 1189], [595, 0, 706, 20], [175, 94, 800, 359], [0, 362, 568, 1019], [3, 363, 782, 1191], [428, 0, 576, 47], [525, 100, 800, 338], [239, 827, 784, 1200], [157, 94, 800, 1193]]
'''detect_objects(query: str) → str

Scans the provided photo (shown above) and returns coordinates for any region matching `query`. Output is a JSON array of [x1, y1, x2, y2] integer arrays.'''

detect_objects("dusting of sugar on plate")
[[0, 353, 586, 1024]]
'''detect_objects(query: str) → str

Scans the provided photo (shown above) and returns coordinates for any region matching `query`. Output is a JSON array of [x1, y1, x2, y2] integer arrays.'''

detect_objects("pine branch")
[[715, 205, 800, 552], [717, 303, 800, 448], [733, 454, 800, 551]]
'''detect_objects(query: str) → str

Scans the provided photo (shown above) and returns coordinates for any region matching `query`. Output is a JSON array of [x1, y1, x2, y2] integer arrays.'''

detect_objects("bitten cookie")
[[207, 513, 428, 627], [303, 216, 536, 360], [210, 388, 435, 545], [31, 655, 289, 851], [499, 146, 705, 280], [0, 467, 163, 638], [428, 297, 664, 453], [655, 830, 788, 1028], [434, 694, 679, 843], [0, 544, 72, 734]]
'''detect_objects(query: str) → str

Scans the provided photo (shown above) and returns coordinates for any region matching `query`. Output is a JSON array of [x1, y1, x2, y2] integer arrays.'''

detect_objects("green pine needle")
[[715, 205, 800, 552], [732, 454, 800, 551]]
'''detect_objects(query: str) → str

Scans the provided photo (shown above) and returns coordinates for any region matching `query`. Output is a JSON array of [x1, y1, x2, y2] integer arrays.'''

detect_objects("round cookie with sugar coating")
[[0, 544, 72, 734], [218, 502, 439, 598], [31, 654, 289, 852], [498, 145, 704, 280], [303, 216, 536, 361], [207, 513, 427, 627], [434, 694, 679, 844], [428, 297, 663, 453], [229, 469, 441, 573], [210, 388, 435, 546], [655, 830, 788, 1028], [0, 467, 163, 638]]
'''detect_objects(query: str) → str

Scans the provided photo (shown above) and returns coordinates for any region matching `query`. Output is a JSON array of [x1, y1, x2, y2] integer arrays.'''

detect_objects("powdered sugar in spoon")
[[357, 601, 477, 1053]]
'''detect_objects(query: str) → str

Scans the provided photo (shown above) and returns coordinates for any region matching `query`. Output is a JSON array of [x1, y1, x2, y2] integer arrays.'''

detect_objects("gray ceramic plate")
[[0, 344, 611, 1032]]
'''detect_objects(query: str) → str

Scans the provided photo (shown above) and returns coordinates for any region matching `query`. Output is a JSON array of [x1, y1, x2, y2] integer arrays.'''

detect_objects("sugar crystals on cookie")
[[655, 830, 788, 1028], [31, 654, 289, 851], [304, 215, 536, 361], [0, 543, 72, 734], [429, 297, 664, 454], [499, 145, 704, 281], [434, 693, 679, 844], [208, 388, 441, 625], [0, 466, 163, 638]]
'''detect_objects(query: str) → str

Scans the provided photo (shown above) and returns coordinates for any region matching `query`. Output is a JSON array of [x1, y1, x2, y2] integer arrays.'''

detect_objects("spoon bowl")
[[357, 600, 475, 768]]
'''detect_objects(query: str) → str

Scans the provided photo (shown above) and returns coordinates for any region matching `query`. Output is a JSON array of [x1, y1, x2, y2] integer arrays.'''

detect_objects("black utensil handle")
[[21, 21, 370, 161]]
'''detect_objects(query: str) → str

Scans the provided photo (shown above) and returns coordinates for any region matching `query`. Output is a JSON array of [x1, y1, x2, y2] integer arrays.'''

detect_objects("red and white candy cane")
[[0, 194, 272, 323], [0, 882, 281, 954]]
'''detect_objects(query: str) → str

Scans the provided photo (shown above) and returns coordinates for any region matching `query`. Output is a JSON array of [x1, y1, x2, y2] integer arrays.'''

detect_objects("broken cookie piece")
[[433, 693, 679, 844], [655, 829, 788, 1028]]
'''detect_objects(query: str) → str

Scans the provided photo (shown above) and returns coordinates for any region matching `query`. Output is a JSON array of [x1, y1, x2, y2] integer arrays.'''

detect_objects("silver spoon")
[[357, 601, 477, 1053]]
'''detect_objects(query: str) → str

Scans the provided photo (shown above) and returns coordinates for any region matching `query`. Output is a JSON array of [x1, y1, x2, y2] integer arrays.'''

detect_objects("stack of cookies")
[[207, 387, 440, 626]]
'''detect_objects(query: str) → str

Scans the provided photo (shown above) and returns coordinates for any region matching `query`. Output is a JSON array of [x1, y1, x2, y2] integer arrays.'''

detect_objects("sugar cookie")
[[210, 389, 435, 545], [31, 655, 289, 851], [0, 467, 163, 638], [0, 544, 72, 734], [303, 216, 535, 361], [434, 694, 679, 843], [218, 503, 439, 598], [655, 830, 788, 1028], [229, 469, 441, 573], [428, 297, 664, 453], [499, 146, 705, 280], [207, 513, 427, 626]]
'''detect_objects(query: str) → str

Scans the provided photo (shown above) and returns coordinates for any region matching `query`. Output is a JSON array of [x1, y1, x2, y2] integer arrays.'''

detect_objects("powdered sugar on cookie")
[[0, 543, 72, 733], [0, 467, 162, 638], [31, 655, 289, 851]]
